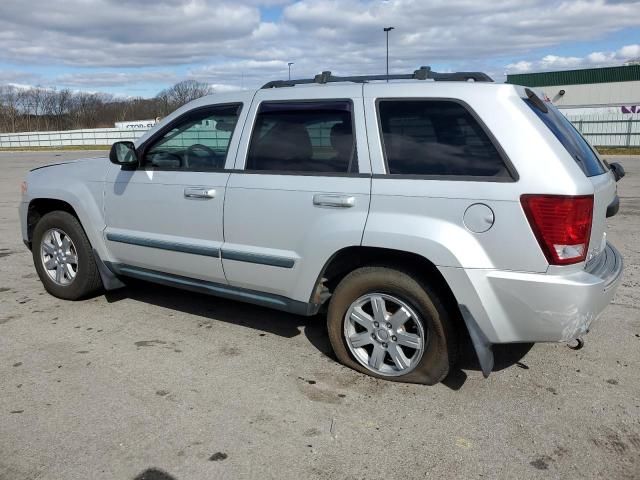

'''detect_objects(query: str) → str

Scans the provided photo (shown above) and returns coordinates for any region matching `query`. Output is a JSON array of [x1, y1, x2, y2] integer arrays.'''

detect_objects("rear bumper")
[[441, 242, 624, 343]]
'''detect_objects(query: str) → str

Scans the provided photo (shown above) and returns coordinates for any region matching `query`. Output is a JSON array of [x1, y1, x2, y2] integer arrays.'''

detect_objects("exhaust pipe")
[[567, 338, 584, 350]]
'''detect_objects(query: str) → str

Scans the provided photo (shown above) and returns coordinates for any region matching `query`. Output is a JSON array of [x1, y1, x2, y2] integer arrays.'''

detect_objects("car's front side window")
[[377, 99, 512, 179], [246, 100, 357, 174], [144, 104, 241, 170]]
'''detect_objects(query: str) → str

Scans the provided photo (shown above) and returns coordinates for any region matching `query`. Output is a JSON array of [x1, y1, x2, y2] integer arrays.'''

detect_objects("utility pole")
[[288, 62, 294, 80], [383, 27, 395, 81]]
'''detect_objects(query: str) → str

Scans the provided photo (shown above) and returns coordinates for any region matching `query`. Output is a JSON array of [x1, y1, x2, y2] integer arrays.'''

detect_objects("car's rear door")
[[103, 99, 249, 283], [221, 86, 371, 304]]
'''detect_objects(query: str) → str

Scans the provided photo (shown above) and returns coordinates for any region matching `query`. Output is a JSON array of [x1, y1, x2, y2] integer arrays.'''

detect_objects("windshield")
[[524, 97, 606, 177]]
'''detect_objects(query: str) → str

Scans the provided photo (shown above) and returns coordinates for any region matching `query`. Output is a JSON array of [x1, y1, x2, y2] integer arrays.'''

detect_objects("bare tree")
[[27, 87, 47, 131], [52, 89, 72, 131], [17, 89, 32, 131], [0, 80, 214, 133], [71, 92, 106, 129], [156, 80, 214, 111], [0, 86, 20, 133], [41, 89, 58, 131]]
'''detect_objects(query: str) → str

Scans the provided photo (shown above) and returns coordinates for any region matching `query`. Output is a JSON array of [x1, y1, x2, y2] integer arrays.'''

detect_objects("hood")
[[30, 155, 108, 172]]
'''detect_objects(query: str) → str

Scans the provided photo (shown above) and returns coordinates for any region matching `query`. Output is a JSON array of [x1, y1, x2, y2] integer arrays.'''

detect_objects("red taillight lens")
[[521, 194, 593, 265]]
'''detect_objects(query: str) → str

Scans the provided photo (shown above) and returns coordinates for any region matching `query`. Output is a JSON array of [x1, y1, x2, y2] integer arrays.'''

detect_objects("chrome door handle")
[[313, 194, 355, 208], [184, 187, 216, 199]]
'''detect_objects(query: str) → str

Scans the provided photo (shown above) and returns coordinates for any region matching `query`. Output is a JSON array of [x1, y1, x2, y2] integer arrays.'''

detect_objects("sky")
[[0, 0, 639, 98]]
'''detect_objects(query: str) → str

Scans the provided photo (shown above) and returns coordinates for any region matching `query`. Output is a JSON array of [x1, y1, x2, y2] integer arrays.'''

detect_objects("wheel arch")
[[24, 182, 109, 256], [314, 245, 499, 377], [313, 246, 462, 320], [26, 198, 80, 247], [26, 197, 124, 291]]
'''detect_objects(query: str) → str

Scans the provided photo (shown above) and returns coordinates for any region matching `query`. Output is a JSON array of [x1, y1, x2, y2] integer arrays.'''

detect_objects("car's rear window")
[[524, 97, 605, 177]]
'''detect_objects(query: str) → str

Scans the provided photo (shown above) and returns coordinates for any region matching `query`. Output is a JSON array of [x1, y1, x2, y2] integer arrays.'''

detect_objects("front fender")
[[26, 158, 111, 262]]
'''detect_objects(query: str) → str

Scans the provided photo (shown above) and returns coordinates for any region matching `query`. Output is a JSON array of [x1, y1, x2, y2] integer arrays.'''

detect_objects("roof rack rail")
[[261, 66, 493, 88]]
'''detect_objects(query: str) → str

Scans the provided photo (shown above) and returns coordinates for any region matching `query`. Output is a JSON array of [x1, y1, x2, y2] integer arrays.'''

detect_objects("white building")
[[506, 65, 640, 116]]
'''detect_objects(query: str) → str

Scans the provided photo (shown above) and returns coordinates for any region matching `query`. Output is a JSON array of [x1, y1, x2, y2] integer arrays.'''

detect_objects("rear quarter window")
[[377, 99, 513, 180], [524, 97, 606, 177]]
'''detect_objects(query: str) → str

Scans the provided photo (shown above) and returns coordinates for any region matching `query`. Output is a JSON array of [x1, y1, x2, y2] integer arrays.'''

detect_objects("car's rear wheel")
[[32, 211, 102, 300], [327, 266, 456, 384]]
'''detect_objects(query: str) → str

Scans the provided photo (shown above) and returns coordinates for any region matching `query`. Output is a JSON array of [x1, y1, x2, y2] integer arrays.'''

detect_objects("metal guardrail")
[[0, 124, 352, 149], [1, 116, 639, 149], [0, 128, 148, 148]]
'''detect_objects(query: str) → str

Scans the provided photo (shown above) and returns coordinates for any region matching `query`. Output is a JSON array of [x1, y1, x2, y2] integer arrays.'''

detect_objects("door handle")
[[313, 194, 355, 208], [184, 187, 216, 199]]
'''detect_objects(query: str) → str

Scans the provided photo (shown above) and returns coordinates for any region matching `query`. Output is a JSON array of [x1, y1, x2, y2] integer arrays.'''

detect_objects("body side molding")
[[105, 231, 296, 269], [106, 232, 220, 257], [221, 249, 296, 268], [106, 263, 317, 316]]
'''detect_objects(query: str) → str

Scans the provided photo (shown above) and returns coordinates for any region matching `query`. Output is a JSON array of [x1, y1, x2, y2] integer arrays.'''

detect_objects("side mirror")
[[109, 141, 138, 168], [609, 162, 625, 182]]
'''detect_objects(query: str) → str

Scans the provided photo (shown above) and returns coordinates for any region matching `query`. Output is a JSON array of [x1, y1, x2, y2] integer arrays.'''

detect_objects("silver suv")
[[19, 68, 625, 384]]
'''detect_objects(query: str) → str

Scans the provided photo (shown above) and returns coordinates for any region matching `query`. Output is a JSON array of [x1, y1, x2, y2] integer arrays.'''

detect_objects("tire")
[[32, 210, 103, 300], [327, 266, 456, 385]]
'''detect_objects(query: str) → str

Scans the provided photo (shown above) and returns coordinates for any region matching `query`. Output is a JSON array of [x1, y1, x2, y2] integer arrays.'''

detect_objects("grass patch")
[[0, 145, 110, 152], [595, 146, 640, 156]]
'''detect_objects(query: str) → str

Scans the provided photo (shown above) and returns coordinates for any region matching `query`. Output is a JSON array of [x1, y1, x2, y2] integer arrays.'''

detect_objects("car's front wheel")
[[32, 210, 102, 300], [327, 266, 456, 384]]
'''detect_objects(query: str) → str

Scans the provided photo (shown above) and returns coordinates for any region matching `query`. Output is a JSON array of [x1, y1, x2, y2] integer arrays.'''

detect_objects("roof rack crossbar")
[[261, 66, 493, 88]]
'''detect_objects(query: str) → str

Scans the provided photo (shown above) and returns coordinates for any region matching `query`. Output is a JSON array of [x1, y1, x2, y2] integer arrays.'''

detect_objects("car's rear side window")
[[377, 100, 512, 179], [524, 97, 605, 177], [246, 100, 357, 174]]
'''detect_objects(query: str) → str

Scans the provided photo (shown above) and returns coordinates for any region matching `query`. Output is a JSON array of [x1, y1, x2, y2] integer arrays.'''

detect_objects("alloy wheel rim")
[[343, 293, 426, 377], [40, 228, 78, 286]]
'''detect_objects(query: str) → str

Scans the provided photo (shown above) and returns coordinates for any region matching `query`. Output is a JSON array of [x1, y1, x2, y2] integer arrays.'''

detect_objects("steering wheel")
[[184, 144, 220, 168]]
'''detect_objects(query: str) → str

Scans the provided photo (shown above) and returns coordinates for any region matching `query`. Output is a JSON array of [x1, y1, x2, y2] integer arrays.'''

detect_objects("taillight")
[[521, 194, 593, 265]]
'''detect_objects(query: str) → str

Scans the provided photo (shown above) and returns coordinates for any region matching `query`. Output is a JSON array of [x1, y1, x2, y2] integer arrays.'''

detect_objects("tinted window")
[[145, 104, 240, 169], [378, 100, 511, 178], [246, 101, 357, 173], [524, 98, 605, 177]]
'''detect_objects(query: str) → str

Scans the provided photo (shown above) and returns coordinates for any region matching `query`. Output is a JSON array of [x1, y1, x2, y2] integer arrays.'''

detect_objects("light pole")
[[383, 27, 394, 81], [288, 62, 294, 80]]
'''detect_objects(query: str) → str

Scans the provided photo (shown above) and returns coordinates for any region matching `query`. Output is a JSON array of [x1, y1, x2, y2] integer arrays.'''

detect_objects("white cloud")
[[0, 71, 38, 85], [506, 61, 533, 73], [540, 55, 583, 69], [618, 44, 640, 58], [0, 0, 261, 66], [506, 43, 640, 73], [0, 0, 639, 92], [207, 83, 245, 92], [55, 71, 177, 87]]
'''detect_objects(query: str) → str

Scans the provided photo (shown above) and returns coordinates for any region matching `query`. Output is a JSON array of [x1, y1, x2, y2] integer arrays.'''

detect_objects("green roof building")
[[506, 65, 640, 113]]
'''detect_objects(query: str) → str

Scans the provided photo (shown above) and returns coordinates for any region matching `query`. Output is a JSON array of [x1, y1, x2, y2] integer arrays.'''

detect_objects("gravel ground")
[[1, 151, 639, 480]]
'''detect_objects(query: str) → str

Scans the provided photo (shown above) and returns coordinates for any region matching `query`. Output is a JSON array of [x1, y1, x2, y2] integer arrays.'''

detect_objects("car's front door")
[[104, 101, 246, 283], [222, 86, 371, 304]]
